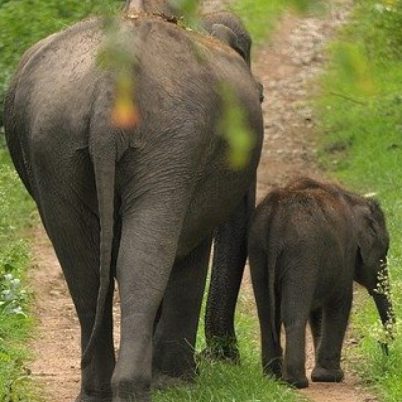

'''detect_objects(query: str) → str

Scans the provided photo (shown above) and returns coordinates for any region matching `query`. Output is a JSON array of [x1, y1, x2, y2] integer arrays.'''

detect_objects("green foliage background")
[[0, 0, 121, 125]]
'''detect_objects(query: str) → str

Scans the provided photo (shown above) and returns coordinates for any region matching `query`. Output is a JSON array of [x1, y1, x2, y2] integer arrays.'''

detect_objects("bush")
[[349, 0, 402, 61], [0, 152, 32, 319]]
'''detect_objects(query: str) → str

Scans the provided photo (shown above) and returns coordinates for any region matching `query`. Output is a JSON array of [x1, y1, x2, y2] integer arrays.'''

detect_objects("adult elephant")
[[3, 1, 263, 401]]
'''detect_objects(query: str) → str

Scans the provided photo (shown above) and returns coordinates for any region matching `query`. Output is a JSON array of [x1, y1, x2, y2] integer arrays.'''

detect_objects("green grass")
[[0, 148, 38, 401], [316, 1, 402, 400]]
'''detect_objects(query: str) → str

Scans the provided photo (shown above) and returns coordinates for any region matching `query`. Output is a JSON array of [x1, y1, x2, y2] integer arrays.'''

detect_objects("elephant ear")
[[355, 198, 389, 284], [211, 23, 247, 61]]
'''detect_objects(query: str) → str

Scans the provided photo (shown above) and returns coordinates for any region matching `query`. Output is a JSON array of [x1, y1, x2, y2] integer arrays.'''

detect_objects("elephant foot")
[[75, 393, 112, 402], [283, 375, 309, 389], [311, 366, 344, 383], [263, 357, 282, 379], [112, 394, 150, 402], [152, 372, 196, 390], [199, 344, 240, 364]]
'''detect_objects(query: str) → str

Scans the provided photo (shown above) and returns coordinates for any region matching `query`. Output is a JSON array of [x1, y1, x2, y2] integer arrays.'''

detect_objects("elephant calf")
[[248, 177, 393, 388]]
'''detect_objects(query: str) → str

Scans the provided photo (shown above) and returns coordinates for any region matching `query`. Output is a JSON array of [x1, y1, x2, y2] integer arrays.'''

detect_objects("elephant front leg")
[[111, 205, 185, 402], [152, 236, 212, 388], [311, 290, 352, 383]]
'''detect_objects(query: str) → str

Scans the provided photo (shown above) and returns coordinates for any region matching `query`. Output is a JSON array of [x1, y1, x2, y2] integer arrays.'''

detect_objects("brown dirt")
[[29, 227, 81, 400], [27, 1, 378, 402]]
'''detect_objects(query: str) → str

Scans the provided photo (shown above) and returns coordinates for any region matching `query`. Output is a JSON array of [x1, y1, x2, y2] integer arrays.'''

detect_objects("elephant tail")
[[82, 133, 116, 368], [267, 249, 279, 346]]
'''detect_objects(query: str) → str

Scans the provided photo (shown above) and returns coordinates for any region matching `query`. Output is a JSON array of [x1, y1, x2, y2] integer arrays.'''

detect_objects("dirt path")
[[27, 1, 377, 402]]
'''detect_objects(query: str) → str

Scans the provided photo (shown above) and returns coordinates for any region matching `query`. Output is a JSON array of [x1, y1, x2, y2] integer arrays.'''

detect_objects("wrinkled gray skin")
[[248, 178, 393, 389], [3, 1, 263, 400]]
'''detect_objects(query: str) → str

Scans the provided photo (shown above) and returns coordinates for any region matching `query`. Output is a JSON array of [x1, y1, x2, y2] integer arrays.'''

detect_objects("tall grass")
[[0, 148, 37, 400]]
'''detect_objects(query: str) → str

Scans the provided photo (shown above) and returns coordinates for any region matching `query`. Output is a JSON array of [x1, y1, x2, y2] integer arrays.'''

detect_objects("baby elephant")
[[249, 178, 393, 388]]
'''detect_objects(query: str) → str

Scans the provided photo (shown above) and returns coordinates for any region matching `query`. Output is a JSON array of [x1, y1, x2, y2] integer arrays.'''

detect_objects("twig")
[[329, 91, 367, 105]]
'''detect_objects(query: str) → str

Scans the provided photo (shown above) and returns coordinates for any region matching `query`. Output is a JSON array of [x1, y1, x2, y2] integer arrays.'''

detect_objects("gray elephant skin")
[[248, 178, 393, 388], [3, 1, 263, 400]]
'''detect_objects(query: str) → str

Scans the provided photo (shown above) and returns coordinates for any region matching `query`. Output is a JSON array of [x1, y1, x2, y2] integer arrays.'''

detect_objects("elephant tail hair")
[[82, 133, 116, 368]]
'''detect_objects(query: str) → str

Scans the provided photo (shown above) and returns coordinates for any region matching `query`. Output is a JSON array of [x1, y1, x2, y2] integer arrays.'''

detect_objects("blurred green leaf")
[[170, 0, 199, 23], [218, 83, 256, 170]]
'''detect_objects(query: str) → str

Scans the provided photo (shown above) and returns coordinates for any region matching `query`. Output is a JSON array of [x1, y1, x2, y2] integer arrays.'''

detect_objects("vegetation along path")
[[27, 1, 376, 401]]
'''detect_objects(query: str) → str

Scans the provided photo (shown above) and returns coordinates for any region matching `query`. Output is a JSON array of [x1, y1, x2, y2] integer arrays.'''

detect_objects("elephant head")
[[353, 197, 395, 351], [124, 0, 179, 19], [200, 12, 264, 102], [200, 11, 252, 66]]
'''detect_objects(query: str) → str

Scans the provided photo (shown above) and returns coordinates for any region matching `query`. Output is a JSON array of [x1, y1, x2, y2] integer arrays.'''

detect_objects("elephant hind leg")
[[280, 262, 317, 389], [111, 195, 191, 402], [281, 319, 309, 389], [36, 194, 116, 402], [249, 247, 282, 379], [152, 236, 212, 388], [311, 287, 352, 383]]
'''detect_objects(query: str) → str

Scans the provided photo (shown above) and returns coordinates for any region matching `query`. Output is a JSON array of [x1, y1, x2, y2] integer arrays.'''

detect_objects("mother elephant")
[[3, 1, 263, 401]]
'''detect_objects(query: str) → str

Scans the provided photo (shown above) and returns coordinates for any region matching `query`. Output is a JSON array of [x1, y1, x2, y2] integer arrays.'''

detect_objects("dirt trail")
[[27, 1, 377, 402]]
